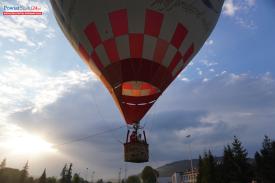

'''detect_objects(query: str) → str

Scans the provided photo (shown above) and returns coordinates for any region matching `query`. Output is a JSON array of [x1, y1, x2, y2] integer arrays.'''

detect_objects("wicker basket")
[[124, 142, 149, 163]]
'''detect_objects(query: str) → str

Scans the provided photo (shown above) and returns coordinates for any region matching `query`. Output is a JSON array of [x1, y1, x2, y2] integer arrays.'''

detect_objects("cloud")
[[0, 16, 35, 46], [3, 48, 28, 61], [3, 55, 17, 61], [222, 0, 257, 29], [205, 39, 214, 46], [223, 0, 239, 16], [181, 77, 190, 82], [31, 70, 94, 113], [2, 70, 273, 178], [0, 0, 270, 178], [199, 60, 218, 67], [0, 62, 99, 176], [202, 78, 209, 82], [246, 0, 256, 7], [0, 0, 53, 46], [196, 68, 203, 76], [235, 16, 256, 29], [46, 27, 56, 39], [0, 63, 95, 118], [17, 0, 29, 6]]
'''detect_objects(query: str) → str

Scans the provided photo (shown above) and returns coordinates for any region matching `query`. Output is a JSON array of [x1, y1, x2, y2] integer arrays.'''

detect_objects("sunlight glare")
[[4, 134, 57, 155]]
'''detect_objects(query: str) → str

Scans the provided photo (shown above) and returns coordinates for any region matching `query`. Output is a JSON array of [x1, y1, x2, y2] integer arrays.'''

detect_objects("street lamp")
[[118, 168, 122, 183], [85, 168, 89, 181], [124, 163, 128, 182], [186, 134, 194, 179], [91, 171, 95, 183]]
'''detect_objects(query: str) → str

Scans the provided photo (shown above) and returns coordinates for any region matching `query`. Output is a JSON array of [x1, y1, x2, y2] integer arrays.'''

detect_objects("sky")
[[0, 0, 275, 180]]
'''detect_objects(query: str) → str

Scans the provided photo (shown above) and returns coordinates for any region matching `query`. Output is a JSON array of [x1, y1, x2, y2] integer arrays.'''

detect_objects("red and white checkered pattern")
[[51, 0, 224, 124], [79, 9, 194, 77]]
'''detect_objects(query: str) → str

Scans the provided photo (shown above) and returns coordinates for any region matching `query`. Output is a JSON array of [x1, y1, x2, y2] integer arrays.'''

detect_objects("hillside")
[[0, 167, 21, 183], [156, 157, 254, 177], [156, 159, 199, 177]]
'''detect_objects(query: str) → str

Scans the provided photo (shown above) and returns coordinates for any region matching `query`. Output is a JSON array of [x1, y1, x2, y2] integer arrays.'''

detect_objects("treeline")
[[197, 135, 275, 183], [125, 166, 159, 183], [0, 161, 104, 183], [0, 159, 159, 183]]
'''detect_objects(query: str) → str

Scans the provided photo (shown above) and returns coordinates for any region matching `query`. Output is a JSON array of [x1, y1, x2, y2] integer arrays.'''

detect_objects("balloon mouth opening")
[[121, 81, 160, 97]]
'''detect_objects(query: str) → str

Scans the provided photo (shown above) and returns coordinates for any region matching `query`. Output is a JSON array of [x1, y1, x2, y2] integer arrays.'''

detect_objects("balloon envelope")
[[51, 0, 224, 124]]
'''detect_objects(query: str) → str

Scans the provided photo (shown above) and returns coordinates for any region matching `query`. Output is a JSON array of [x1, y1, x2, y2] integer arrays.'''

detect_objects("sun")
[[4, 133, 57, 155]]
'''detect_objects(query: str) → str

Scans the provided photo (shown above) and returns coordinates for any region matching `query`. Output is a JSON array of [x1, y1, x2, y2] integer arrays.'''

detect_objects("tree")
[[141, 166, 157, 183], [0, 158, 6, 169], [197, 151, 218, 183], [27, 176, 35, 183], [255, 135, 275, 183], [96, 179, 103, 183], [20, 161, 29, 183], [198, 137, 254, 183], [127, 175, 141, 183], [60, 164, 67, 183], [66, 163, 73, 183], [232, 136, 248, 162], [47, 177, 58, 183], [0, 158, 7, 183], [197, 155, 203, 183], [220, 145, 236, 183], [218, 136, 253, 183], [39, 169, 47, 183], [72, 173, 80, 183], [231, 136, 253, 183]]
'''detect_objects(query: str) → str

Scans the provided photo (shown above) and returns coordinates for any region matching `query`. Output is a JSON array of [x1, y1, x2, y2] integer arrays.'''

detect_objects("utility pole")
[[118, 168, 122, 183], [85, 168, 89, 181], [91, 171, 95, 183], [124, 163, 128, 182], [186, 134, 194, 178]]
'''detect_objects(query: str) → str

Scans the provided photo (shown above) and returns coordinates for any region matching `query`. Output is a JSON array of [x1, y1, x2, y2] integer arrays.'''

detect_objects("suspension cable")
[[90, 81, 125, 144], [53, 125, 125, 147]]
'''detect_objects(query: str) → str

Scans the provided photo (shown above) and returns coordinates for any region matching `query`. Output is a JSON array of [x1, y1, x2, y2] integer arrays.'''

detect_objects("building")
[[171, 172, 184, 183], [170, 169, 198, 183], [158, 176, 172, 183], [182, 169, 198, 183]]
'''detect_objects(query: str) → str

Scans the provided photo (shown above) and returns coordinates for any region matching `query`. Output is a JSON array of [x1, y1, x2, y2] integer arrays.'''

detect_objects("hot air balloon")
[[50, 0, 224, 163]]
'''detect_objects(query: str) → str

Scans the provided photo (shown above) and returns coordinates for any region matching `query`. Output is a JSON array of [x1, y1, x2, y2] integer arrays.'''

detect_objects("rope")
[[53, 80, 127, 148], [53, 125, 125, 147], [90, 81, 125, 144], [142, 95, 155, 127], [143, 100, 158, 129], [90, 82, 109, 124]]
